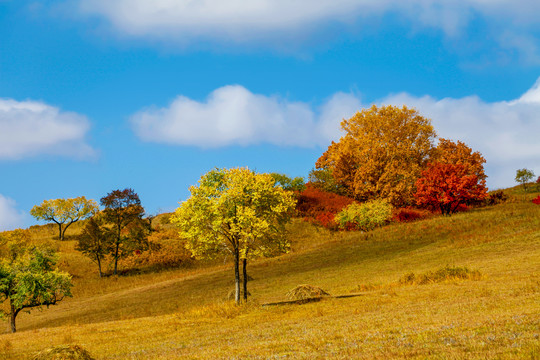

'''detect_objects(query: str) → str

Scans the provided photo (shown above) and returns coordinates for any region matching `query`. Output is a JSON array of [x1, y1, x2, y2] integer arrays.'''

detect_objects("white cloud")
[[131, 85, 335, 148], [0, 194, 25, 231], [74, 1, 540, 51], [0, 98, 95, 160], [131, 78, 540, 189]]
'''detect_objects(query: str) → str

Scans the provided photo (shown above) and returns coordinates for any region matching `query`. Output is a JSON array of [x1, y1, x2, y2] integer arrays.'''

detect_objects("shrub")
[[392, 207, 431, 222], [286, 284, 330, 300], [532, 196, 540, 205], [398, 265, 482, 285], [484, 190, 508, 206], [295, 183, 355, 229], [335, 199, 393, 231]]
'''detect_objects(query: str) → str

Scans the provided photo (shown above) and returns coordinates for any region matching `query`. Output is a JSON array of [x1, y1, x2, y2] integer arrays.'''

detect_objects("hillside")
[[0, 188, 539, 359]]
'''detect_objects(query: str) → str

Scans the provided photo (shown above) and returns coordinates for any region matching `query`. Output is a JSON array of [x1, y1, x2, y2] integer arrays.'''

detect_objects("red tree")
[[415, 163, 488, 216]]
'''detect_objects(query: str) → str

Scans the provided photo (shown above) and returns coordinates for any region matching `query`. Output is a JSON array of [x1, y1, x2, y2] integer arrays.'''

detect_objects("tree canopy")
[[0, 232, 72, 333], [515, 168, 535, 191], [30, 197, 98, 241], [434, 138, 487, 181], [415, 162, 488, 215], [172, 167, 296, 303], [316, 105, 436, 206], [100, 188, 145, 275]]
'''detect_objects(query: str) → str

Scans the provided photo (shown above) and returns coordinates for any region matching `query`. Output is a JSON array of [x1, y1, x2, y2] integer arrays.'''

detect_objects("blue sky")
[[1, 0, 540, 230]]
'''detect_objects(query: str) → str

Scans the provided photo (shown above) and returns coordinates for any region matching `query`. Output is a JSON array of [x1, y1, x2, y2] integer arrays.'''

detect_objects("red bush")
[[536, 176, 540, 184], [392, 207, 431, 222], [296, 183, 354, 229], [532, 196, 540, 205]]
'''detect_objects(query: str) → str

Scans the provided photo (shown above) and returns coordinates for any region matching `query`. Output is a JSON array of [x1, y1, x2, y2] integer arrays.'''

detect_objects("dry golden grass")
[[0, 187, 539, 359]]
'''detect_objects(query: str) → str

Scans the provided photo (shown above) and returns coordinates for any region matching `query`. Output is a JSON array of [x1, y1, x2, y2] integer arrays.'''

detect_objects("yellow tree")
[[316, 105, 436, 206], [172, 168, 296, 303], [30, 197, 99, 241]]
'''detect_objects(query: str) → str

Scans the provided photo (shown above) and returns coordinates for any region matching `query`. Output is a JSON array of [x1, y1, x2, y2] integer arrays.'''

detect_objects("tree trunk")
[[97, 256, 102, 278], [114, 241, 119, 275], [58, 223, 63, 241], [9, 301, 18, 333], [114, 226, 121, 275], [242, 258, 248, 302], [234, 249, 240, 304]]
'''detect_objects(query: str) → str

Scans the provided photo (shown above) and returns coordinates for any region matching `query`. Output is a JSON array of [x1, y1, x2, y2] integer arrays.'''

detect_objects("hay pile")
[[33, 345, 94, 360], [286, 284, 330, 300]]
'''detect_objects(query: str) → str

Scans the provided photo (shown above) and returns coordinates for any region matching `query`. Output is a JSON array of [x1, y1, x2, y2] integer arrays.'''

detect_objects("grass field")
[[0, 188, 539, 359]]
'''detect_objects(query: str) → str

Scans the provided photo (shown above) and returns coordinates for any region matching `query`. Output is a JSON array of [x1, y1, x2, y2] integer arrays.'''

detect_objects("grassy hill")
[[0, 188, 539, 359]]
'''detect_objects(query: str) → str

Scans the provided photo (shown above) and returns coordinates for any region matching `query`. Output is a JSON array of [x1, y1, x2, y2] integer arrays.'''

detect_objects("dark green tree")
[[100, 189, 145, 275]]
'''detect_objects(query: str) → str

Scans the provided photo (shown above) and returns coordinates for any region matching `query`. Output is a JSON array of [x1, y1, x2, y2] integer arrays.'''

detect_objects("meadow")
[[0, 187, 539, 359]]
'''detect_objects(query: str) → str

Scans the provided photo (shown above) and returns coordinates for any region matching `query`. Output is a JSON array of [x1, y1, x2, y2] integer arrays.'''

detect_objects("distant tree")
[[76, 216, 113, 277], [172, 168, 296, 303], [415, 163, 488, 215], [316, 105, 436, 206], [269, 173, 306, 192], [515, 168, 535, 191], [100, 189, 145, 275], [0, 240, 72, 333], [30, 197, 99, 241]]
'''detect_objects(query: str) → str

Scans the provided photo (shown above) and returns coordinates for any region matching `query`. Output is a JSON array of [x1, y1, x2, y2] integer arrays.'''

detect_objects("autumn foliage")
[[415, 163, 488, 215], [316, 105, 436, 206], [295, 183, 355, 229], [392, 207, 431, 222], [532, 196, 540, 205]]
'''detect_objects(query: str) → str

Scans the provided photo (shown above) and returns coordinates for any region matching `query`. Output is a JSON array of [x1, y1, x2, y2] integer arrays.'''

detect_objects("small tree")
[[515, 168, 535, 191], [172, 168, 296, 303], [30, 197, 99, 241], [335, 199, 393, 231], [76, 216, 113, 277], [415, 163, 488, 215], [0, 243, 72, 333], [100, 189, 145, 275]]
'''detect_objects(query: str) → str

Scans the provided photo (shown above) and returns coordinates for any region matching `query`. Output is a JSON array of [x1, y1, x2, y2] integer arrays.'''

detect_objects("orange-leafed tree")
[[415, 163, 488, 216], [434, 138, 487, 181], [316, 105, 436, 206]]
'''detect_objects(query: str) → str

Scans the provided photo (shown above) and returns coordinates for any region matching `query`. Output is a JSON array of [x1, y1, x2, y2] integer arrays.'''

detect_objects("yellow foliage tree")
[[172, 168, 296, 303], [30, 197, 99, 241], [316, 105, 437, 206]]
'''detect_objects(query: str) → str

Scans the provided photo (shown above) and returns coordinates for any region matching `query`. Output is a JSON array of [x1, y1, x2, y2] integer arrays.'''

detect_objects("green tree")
[[76, 216, 113, 277], [0, 237, 72, 333], [30, 197, 99, 241], [269, 173, 306, 192], [172, 168, 296, 303], [515, 168, 535, 191], [100, 189, 146, 275]]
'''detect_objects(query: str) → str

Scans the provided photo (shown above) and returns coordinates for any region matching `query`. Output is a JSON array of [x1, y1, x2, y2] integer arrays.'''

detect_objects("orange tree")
[[415, 163, 488, 215], [434, 138, 487, 181], [316, 105, 436, 206]]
